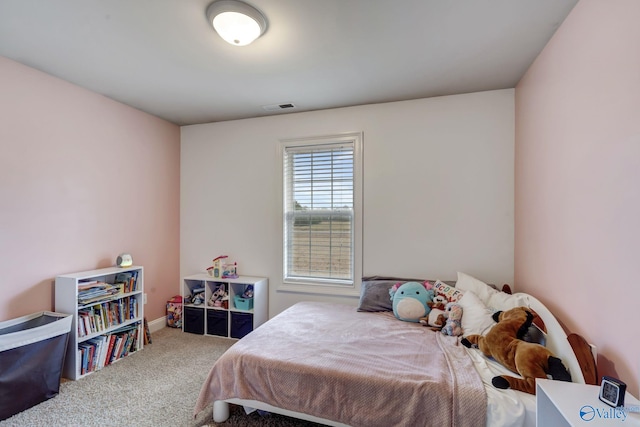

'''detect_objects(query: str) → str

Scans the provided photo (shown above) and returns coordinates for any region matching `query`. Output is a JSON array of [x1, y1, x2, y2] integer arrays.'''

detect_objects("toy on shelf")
[[207, 256, 227, 278], [191, 292, 205, 305], [242, 285, 254, 299], [207, 256, 239, 279], [208, 283, 229, 309], [185, 284, 205, 305], [222, 261, 238, 279]]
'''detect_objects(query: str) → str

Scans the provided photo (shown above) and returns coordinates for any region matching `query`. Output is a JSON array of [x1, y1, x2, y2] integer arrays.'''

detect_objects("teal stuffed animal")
[[389, 281, 435, 322]]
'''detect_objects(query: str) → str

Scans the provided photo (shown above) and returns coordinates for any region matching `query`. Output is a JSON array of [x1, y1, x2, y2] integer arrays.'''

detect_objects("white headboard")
[[514, 292, 587, 384]]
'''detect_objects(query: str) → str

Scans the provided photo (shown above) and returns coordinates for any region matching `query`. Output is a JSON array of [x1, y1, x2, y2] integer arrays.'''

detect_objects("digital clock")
[[599, 376, 626, 408]]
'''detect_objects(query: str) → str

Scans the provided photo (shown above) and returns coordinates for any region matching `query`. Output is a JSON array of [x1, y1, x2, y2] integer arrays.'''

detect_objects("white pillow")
[[455, 272, 494, 305], [488, 291, 530, 311], [456, 290, 496, 336], [456, 272, 529, 311]]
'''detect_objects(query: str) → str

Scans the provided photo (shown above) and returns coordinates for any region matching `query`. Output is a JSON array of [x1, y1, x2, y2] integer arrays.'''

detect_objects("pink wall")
[[0, 56, 180, 322], [515, 0, 640, 394]]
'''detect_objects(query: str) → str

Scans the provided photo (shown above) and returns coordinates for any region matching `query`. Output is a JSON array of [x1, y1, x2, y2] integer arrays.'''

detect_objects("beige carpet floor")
[[0, 327, 323, 427]]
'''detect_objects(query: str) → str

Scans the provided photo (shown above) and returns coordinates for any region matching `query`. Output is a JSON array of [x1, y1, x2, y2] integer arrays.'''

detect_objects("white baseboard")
[[147, 316, 166, 333]]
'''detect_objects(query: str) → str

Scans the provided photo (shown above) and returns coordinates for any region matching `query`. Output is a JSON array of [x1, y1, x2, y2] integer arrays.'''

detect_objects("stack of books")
[[77, 282, 120, 305]]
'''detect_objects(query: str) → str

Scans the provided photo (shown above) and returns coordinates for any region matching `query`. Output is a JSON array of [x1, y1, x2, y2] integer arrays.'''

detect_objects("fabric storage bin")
[[206, 310, 228, 337], [230, 312, 253, 339], [0, 311, 72, 421], [233, 295, 253, 311], [183, 307, 204, 335]]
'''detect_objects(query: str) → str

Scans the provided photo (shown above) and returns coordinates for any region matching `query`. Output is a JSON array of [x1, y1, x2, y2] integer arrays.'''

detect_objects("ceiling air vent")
[[262, 103, 296, 112]]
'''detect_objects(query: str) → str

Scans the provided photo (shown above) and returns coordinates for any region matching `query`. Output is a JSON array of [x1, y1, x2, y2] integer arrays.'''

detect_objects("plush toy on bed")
[[419, 301, 447, 329], [441, 302, 464, 336], [389, 281, 435, 322], [461, 306, 571, 395]]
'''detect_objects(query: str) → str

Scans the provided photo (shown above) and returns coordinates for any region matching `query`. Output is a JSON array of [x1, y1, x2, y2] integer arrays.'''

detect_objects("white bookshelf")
[[55, 266, 144, 380], [181, 274, 267, 339]]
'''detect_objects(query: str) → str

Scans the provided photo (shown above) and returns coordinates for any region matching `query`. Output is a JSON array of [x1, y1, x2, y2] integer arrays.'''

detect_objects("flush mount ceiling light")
[[206, 0, 268, 46]]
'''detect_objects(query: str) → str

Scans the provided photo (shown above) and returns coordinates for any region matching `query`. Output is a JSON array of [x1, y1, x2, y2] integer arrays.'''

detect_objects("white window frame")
[[279, 132, 363, 296]]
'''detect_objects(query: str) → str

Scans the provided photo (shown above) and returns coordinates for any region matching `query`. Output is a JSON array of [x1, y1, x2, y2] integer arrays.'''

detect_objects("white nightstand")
[[537, 379, 640, 426]]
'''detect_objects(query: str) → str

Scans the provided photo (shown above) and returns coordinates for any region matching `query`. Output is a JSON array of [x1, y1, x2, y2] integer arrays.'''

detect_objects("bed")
[[194, 273, 596, 427]]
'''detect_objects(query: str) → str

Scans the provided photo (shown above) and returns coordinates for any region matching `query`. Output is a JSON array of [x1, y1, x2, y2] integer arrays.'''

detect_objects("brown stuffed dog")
[[419, 301, 447, 329], [461, 306, 571, 394]]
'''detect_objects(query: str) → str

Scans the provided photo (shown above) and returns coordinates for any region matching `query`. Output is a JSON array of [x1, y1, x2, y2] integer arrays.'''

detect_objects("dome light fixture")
[[206, 0, 268, 47]]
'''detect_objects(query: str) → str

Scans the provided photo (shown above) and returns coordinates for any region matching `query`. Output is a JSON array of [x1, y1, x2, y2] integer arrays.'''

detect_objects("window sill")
[[277, 282, 360, 298]]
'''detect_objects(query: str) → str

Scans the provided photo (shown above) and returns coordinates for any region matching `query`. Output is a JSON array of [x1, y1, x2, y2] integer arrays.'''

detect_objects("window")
[[281, 132, 362, 292]]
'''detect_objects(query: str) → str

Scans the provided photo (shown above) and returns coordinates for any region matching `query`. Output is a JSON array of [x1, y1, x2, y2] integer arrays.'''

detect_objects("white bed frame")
[[212, 292, 591, 425], [213, 398, 349, 425], [517, 292, 589, 385]]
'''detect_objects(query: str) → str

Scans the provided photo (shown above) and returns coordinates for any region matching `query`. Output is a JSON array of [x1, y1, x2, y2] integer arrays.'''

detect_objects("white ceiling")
[[0, 0, 577, 126]]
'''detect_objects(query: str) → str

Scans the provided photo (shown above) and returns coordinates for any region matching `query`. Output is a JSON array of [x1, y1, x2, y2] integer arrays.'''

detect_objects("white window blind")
[[283, 141, 355, 285]]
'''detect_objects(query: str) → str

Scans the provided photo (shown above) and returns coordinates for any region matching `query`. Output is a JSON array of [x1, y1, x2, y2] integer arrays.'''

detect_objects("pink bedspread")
[[194, 301, 486, 427]]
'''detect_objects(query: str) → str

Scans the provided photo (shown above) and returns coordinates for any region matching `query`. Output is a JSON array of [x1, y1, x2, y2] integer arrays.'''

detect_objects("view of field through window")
[[289, 212, 353, 279], [284, 144, 354, 282]]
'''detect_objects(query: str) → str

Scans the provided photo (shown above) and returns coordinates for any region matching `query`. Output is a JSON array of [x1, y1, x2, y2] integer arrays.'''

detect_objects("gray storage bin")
[[0, 311, 72, 420]]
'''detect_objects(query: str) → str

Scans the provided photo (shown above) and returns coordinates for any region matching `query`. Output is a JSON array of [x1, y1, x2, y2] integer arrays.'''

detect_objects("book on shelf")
[[107, 323, 139, 363], [144, 318, 152, 345], [75, 321, 141, 376], [79, 313, 87, 337], [77, 345, 85, 375], [120, 333, 132, 359], [77, 297, 139, 337], [77, 269, 139, 306], [105, 334, 116, 366], [78, 280, 101, 290], [77, 310, 94, 337], [94, 305, 105, 331], [110, 335, 123, 364], [78, 342, 95, 375], [114, 270, 139, 294], [88, 336, 107, 371], [77, 282, 120, 305]]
